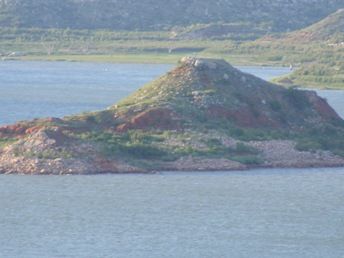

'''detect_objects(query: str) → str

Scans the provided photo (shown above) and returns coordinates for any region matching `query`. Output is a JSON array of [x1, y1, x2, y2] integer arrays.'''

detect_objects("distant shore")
[[1, 53, 291, 67], [3, 54, 343, 90]]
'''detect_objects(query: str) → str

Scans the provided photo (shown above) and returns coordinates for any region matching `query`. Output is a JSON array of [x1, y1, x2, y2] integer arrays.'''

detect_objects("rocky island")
[[1, 57, 344, 174]]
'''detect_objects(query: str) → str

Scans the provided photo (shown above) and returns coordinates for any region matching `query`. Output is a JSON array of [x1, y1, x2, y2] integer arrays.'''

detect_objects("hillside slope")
[[273, 8, 344, 43], [0, 0, 343, 32], [254, 9, 344, 89], [0, 57, 343, 174]]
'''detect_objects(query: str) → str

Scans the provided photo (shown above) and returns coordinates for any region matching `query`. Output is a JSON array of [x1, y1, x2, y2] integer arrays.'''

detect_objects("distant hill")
[[253, 9, 344, 89], [270, 9, 344, 43], [173, 23, 267, 41], [0, 0, 344, 32]]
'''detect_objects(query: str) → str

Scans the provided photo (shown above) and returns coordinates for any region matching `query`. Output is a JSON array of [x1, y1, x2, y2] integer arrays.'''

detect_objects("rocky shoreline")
[[0, 127, 343, 175], [1, 157, 343, 175]]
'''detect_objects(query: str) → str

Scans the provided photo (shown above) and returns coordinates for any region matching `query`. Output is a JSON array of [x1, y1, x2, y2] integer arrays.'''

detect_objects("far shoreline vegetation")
[[0, 25, 343, 89]]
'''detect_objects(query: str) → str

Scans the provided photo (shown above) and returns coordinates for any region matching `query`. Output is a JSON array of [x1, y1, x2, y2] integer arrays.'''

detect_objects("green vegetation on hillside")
[[1, 0, 343, 32], [0, 6, 343, 89], [0, 138, 16, 148], [258, 9, 344, 88], [0, 25, 343, 89], [235, 41, 344, 89], [272, 9, 344, 43]]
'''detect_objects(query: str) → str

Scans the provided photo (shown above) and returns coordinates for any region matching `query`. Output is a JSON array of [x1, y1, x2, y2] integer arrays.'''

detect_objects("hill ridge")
[[113, 57, 340, 130], [1, 0, 343, 32], [276, 8, 344, 43]]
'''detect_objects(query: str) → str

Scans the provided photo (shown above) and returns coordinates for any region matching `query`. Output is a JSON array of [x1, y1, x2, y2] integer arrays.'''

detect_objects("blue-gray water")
[[1, 168, 344, 258], [1, 61, 342, 126], [0, 61, 344, 258], [0, 61, 171, 125], [0, 61, 295, 125]]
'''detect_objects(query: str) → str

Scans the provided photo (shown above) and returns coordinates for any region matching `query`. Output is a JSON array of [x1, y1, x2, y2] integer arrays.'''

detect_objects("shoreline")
[[1, 54, 288, 66], [90, 163, 344, 175], [2, 163, 344, 176], [2, 56, 342, 90]]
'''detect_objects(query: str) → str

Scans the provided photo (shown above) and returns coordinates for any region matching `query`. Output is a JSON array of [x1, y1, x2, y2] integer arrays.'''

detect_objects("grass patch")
[[13, 148, 74, 159], [189, 139, 261, 161], [228, 127, 289, 141], [83, 130, 169, 160], [117, 143, 168, 160], [0, 138, 16, 148], [295, 125, 344, 156], [284, 88, 310, 110], [230, 155, 263, 165]]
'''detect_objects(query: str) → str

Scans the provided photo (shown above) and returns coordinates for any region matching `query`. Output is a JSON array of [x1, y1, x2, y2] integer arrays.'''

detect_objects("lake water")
[[0, 61, 171, 125], [1, 61, 342, 125], [0, 61, 344, 258], [0, 61, 296, 125], [1, 168, 344, 258]]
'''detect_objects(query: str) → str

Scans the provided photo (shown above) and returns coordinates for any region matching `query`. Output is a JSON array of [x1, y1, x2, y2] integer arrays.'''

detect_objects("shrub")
[[205, 138, 222, 148], [295, 140, 322, 152], [120, 143, 167, 159], [269, 100, 282, 111], [0, 138, 16, 148], [230, 155, 263, 165], [229, 127, 287, 141], [172, 146, 203, 157], [127, 130, 164, 144], [295, 125, 344, 155], [86, 131, 168, 159], [284, 88, 310, 110], [234, 143, 259, 155]]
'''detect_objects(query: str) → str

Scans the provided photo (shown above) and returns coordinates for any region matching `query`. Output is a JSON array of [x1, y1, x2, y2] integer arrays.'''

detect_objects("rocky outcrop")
[[249, 140, 344, 168], [207, 105, 281, 128], [0, 127, 144, 175], [1, 131, 343, 174], [116, 108, 180, 132], [1, 57, 344, 175]]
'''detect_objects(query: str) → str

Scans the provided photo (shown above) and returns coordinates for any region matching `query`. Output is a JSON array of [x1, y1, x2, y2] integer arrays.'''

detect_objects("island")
[[1, 57, 344, 174]]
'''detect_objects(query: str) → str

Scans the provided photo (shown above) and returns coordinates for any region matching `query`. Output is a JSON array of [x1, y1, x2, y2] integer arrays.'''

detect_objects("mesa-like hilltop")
[[1, 57, 344, 174]]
